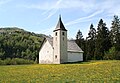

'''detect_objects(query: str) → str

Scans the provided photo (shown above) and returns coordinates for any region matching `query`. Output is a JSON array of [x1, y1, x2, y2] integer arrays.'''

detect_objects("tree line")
[[76, 15, 120, 60]]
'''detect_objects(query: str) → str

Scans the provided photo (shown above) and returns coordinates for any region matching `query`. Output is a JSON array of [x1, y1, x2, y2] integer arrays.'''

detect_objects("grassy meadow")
[[0, 60, 120, 83]]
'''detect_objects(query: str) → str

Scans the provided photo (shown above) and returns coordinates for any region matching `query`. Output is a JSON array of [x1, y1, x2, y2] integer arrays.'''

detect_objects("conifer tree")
[[95, 19, 111, 60], [86, 24, 96, 60], [75, 30, 86, 60], [110, 15, 120, 59], [76, 30, 83, 47], [111, 15, 120, 51]]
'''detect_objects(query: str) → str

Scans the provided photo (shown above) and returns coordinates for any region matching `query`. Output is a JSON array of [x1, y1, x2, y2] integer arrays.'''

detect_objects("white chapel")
[[39, 16, 83, 64]]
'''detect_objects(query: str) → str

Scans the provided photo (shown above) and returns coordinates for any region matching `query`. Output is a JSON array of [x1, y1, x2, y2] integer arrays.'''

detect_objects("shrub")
[[104, 47, 120, 60], [0, 59, 5, 65], [0, 58, 34, 65], [4, 58, 11, 65]]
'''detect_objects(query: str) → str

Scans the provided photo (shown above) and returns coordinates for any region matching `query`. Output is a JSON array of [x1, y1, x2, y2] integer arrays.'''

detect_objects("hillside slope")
[[0, 27, 44, 61]]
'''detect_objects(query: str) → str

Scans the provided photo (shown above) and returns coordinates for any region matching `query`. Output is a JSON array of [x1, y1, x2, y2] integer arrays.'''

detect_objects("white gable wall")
[[39, 40, 53, 64], [68, 51, 83, 62]]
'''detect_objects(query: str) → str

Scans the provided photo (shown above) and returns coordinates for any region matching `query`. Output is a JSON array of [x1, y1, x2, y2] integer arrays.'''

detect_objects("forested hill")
[[0, 27, 44, 62]]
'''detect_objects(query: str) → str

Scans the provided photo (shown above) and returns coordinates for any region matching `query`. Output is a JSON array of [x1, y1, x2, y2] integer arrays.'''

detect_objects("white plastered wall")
[[39, 40, 53, 64], [68, 52, 83, 62]]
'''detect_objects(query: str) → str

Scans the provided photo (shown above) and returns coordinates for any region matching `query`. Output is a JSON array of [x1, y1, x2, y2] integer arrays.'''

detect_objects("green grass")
[[0, 60, 120, 83]]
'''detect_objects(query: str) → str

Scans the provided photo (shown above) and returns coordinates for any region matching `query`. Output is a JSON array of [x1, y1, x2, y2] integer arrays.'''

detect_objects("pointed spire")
[[53, 15, 67, 32], [59, 14, 61, 21]]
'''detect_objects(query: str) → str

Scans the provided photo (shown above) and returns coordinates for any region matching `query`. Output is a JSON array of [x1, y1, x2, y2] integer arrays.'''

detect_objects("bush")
[[0, 58, 35, 65], [0, 59, 5, 65], [115, 51, 120, 60], [4, 58, 11, 65], [104, 47, 120, 60]]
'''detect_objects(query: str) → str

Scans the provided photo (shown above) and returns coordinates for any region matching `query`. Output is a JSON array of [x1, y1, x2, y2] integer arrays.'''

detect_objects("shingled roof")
[[53, 15, 67, 32], [44, 37, 83, 53], [67, 40, 83, 52]]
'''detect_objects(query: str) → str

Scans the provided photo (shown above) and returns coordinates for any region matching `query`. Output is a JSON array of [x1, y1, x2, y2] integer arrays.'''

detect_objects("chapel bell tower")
[[53, 15, 68, 64]]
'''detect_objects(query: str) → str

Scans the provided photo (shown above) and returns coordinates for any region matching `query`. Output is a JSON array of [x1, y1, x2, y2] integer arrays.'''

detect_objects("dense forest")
[[0, 27, 44, 64], [76, 15, 120, 60]]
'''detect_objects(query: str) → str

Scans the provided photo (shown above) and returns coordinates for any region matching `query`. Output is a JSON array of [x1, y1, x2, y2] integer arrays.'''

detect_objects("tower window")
[[55, 55, 57, 59], [55, 32, 57, 36], [62, 32, 65, 36]]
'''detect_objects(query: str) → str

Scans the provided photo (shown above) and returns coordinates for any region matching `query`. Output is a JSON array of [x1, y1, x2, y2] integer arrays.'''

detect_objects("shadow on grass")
[[63, 60, 92, 64]]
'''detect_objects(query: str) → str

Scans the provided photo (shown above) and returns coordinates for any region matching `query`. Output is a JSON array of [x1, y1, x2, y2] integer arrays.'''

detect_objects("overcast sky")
[[0, 0, 120, 38]]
